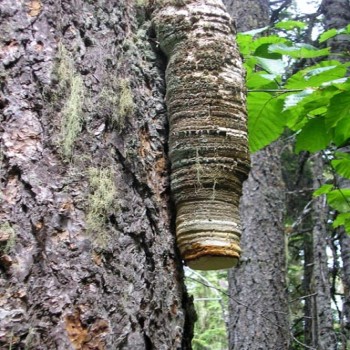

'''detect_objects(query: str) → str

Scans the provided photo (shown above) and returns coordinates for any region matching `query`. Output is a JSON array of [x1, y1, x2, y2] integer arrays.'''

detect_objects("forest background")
[[187, 0, 350, 349], [0, 0, 349, 350]]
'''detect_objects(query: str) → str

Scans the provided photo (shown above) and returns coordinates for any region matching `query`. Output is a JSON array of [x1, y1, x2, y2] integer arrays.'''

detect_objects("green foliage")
[[247, 92, 285, 151], [333, 213, 350, 231], [86, 167, 118, 247], [118, 78, 134, 130], [331, 152, 350, 178], [269, 43, 330, 59], [326, 189, 350, 213], [295, 116, 331, 153], [0, 222, 16, 254], [326, 91, 350, 146], [318, 24, 350, 43], [185, 269, 229, 350], [274, 20, 306, 30], [238, 23, 350, 234], [98, 76, 134, 132], [313, 184, 334, 197], [237, 28, 350, 154], [135, 0, 148, 5], [56, 43, 85, 159]]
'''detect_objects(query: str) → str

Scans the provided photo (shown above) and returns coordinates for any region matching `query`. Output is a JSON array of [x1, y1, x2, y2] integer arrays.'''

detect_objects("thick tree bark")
[[223, 0, 270, 32], [321, 0, 350, 55], [309, 155, 337, 349], [303, 230, 315, 347], [0, 1, 196, 349], [228, 144, 289, 350], [225, 1, 290, 349], [339, 227, 350, 346]]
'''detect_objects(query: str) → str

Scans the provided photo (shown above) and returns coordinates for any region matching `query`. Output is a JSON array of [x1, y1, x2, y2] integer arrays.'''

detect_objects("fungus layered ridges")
[[153, 0, 250, 270]]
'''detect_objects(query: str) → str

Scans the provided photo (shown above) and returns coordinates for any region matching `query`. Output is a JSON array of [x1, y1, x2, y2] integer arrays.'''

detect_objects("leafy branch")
[[239, 22, 350, 234]]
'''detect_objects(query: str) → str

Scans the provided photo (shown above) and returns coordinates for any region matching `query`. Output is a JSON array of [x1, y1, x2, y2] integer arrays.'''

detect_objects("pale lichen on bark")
[[152, 0, 250, 270]]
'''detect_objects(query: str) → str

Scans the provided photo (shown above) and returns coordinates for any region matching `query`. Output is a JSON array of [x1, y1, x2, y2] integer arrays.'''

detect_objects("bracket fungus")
[[153, 0, 250, 270]]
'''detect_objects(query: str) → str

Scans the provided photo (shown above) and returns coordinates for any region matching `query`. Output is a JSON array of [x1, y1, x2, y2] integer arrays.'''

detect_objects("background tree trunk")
[[309, 155, 336, 349], [225, 1, 290, 349], [321, 0, 350, 346], [228, 144, 290, 350], [0, 1, 195, 349], [223, 0, 270, 32]]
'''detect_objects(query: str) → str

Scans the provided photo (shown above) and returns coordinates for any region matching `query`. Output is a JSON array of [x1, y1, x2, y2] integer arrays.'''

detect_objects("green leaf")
[[295, 116, 331, 153], [319, 28, 338, 43], [283, 107, 308, 130], [254, 43, 282, 59], [283, 89, 314, 110], [333, 117, 350, 146], [327, 189, 350, 213], [333, 213, 350, 232], [320, 77, 348, 88], [300, 87, 340, 115], [243, 56, 258, 71], [252, 36, 288, 49], [269, 43, 330, 58], [256, 57, 285, 75], [236, 34, 254, 55], [286, 61, 347, 89], [241, 26, 270, 36], [282, 86, 340, 131], [248, 92, 285, 152], [275, 20, 307, 30], [252, 36, 288, 59], [332, 153, 350, 178], [247, 71, 279, 89], [326, 91, 350, 127], [326, 91, 350, 146], [319, 25, 350, 44], [313, 184, 334, 197]]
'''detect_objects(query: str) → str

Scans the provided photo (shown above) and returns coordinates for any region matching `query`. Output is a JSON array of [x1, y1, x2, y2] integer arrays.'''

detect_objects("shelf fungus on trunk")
[[152, 0, 250, 270]]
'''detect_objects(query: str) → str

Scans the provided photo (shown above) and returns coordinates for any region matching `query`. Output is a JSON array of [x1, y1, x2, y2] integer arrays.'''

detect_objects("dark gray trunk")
[[227, 144, 290, 350], [321, 1, 350, 347], [224, 1, 290, 349], [224, 1, 290, 348], [303, 230, 315, 347], [339, 227, 350, 347], [310, 155, 337, 349], [321, 0, 350, 55], [0, 1, 195, 349], [223, 0, 270, 32]]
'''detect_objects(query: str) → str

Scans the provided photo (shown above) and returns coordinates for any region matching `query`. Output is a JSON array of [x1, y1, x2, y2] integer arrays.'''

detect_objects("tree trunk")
[[228, 144, 289, 349], [339, 228, 350, 347], [321, 1, 350, 347], [0, 1, 196, 348], [303, 229, 315, 347], [309, 155, 336, 349], [321, 0, 350, 55], [224, 1, 290, 349], [223, 0, 270, 32]]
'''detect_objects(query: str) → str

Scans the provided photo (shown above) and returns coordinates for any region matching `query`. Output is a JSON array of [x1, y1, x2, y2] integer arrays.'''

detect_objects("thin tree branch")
[[186, 273, 317, 350], [270, 0, 292, 24]]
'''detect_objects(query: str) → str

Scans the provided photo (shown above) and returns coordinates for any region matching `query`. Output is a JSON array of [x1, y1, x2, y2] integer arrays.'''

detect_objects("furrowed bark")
[[322, 1, 350, 346], [152, 0, 250, 270], [225, 0, 290, 348], [310, 155, 337, 349], [0, 1, 195, 348]]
